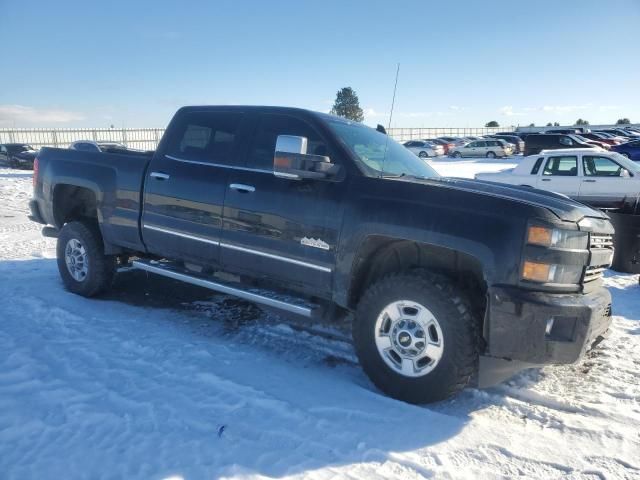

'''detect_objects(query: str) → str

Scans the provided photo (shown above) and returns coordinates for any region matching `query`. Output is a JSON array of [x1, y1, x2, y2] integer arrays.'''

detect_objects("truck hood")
[[417, 176, 608, 223]]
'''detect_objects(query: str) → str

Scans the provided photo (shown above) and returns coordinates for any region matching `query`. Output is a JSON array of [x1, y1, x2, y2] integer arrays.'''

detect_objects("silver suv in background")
[[403, 140, 445, 158], [450, 139, 513, 158]]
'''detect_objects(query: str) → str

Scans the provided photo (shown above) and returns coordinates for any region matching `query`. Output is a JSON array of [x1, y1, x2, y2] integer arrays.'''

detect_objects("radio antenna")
[[381, 63, 400, 177]]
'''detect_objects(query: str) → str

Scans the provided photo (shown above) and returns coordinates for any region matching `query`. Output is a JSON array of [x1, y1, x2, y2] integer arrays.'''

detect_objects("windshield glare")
[[327, 119, 440, 179]]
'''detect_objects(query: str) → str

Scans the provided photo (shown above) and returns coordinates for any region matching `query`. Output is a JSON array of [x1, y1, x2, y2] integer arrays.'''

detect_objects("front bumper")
[[485, 285, 612, 364]]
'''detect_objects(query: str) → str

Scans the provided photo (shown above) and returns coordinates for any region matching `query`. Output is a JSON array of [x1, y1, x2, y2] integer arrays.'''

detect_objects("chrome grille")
[[584, 265, 608, 283], [583, 232, 614, 284], [589, 233, 614, 250]]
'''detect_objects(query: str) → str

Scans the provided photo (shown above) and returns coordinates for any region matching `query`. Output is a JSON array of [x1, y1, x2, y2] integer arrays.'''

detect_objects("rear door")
[[221, 112, 347, 294], [141, 110, 248, 267], [536, 154, 580, 197]]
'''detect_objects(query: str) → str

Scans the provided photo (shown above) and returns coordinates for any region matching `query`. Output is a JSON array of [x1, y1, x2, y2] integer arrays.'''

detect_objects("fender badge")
[[301, 237, 330, 250]]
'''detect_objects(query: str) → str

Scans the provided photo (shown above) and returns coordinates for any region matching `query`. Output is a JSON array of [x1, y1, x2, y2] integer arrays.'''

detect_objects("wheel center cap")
[[397, 331, 412, 347]]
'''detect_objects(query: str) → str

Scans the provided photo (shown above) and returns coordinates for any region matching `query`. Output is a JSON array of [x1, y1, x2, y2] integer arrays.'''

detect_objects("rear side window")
[[166, 111, 243, 165], [531, 157, 544, 174], [559, 136, 574, 146], [475, 141, 486, 147], [543, 156, 578, 176], [247, 114, 328, 170]]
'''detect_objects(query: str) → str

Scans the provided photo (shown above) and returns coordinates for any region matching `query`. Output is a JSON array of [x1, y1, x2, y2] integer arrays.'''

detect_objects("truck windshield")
[[326, 118, 440, 179]]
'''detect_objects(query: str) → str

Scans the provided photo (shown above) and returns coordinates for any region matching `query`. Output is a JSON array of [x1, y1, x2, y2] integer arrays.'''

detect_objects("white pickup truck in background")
[[475, 149, 640, 208]]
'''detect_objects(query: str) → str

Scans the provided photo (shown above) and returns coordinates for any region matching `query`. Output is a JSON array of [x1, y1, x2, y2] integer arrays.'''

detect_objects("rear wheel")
[[486, 151, 496, 159], [418, 151, 428, 159], [56, 221, 116, 297], [353, 270, 479, 403]]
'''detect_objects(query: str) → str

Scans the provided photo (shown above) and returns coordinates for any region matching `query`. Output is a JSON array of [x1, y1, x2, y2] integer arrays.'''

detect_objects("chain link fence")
[[0, 126, 522, 151], [0, 128, 165, 151], [386, 127, 514, 142]]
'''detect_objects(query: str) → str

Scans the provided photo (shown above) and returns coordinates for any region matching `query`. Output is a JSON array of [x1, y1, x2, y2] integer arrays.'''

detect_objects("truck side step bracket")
[[131, 259, 318, 318]]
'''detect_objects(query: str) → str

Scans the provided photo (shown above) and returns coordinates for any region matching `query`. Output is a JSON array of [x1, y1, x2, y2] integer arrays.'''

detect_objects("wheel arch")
[[347, 236, 487, 313]]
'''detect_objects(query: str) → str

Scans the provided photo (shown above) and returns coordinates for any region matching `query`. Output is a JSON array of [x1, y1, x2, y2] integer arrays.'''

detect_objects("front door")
[[579, 154, 637, 207], [221, 113, 347, 295], [141, 110, 248, 267], [536, 154, 580, 197]]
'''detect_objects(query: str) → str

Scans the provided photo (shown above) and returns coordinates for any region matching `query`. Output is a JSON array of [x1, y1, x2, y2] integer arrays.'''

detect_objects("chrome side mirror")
[[273, 135, 339, 180]]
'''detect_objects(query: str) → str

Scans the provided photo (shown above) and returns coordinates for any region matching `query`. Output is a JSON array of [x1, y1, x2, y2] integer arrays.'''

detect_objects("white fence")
[[4, 124, 634, 150], [386, 127, 512, 142], [0, 128, 165, 151]]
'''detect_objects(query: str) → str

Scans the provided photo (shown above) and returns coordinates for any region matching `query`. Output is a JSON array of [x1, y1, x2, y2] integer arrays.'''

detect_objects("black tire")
[[452, 151, 462, 158], [56, 221, 116, 297], [353, 270, 479, 404], [486, 151, 496, 158], [418, 151, 428, 158]]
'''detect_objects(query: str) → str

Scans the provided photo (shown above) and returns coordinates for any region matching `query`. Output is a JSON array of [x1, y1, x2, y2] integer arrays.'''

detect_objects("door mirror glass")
[[274, 135, 338, 180]]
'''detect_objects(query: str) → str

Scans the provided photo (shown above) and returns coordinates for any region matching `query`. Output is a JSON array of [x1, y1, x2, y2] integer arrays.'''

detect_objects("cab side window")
[[166, 111, 244, 165], [247, 114, 328, 170], [543, 156, 578, 176]]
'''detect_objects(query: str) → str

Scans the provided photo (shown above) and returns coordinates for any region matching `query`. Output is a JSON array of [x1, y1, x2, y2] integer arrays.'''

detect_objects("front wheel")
[[353, 271, 479, 403], [418, 151, 428, 159], [452, 151, 462, 158], [486, 151, 496, 158], [56, 221, 116, 297]]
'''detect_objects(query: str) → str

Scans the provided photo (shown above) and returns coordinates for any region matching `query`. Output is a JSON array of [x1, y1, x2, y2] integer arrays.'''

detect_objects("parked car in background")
[[573, 135, 610, 150], [544, 128, 584, 134], [69, 141, 128, 153], [611, 139, 640, 161], [596, 129, 640, 140], [580, 132, 621, 146], [424, 138, 455, 154], [403, 140, 444, 158], [524, 134, 597, 156], [437, 136, 466, 147], [475, 149, 640, 208], [0, 143, 38, 168], [487, 134, 525, 153], [450, 139, 513, 158]]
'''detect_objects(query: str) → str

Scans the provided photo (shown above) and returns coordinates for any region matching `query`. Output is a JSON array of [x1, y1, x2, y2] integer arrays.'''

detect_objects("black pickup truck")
[[29, 106, 614, 403]]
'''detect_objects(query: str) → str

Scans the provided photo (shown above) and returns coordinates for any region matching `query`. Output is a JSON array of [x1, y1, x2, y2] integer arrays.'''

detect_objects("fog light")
[[545, 318, 555, 336]]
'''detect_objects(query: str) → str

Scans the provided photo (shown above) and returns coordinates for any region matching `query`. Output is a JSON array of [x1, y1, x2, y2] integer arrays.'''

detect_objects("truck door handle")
[[583, 179, 596, 182], [541, 178, 551, 182], [150, 171, 170, 180], [229, 183, 255, 193]]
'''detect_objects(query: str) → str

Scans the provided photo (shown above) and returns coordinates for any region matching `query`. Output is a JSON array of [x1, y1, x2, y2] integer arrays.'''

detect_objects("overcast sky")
[[1, 0, 639, 129]]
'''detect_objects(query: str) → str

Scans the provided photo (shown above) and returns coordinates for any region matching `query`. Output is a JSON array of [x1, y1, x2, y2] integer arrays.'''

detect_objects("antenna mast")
[[381, 63, 400, 176]]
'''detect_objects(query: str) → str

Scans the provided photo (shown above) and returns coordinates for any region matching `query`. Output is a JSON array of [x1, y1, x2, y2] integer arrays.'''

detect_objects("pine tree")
[[330, 87, 364, 122]]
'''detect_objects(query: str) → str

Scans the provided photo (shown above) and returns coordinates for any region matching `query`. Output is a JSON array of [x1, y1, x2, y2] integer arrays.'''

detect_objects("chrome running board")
[[131, 259, 316, 318]]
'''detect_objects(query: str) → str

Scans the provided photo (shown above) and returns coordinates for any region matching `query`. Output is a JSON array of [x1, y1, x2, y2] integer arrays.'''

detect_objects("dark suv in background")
[[524, 134, 596, 156]]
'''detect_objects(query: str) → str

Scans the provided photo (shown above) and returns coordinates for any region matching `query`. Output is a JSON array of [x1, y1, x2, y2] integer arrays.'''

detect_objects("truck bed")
[[32, 147, 154, 252]]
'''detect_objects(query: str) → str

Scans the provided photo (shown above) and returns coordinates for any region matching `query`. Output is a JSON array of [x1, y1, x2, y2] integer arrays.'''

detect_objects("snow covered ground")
[[0, 162, 639, 480]]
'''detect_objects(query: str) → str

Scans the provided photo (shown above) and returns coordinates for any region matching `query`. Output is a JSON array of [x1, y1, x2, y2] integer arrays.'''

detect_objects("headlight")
[[522, 261, 583, 284], [527, 225, 588, 250]]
